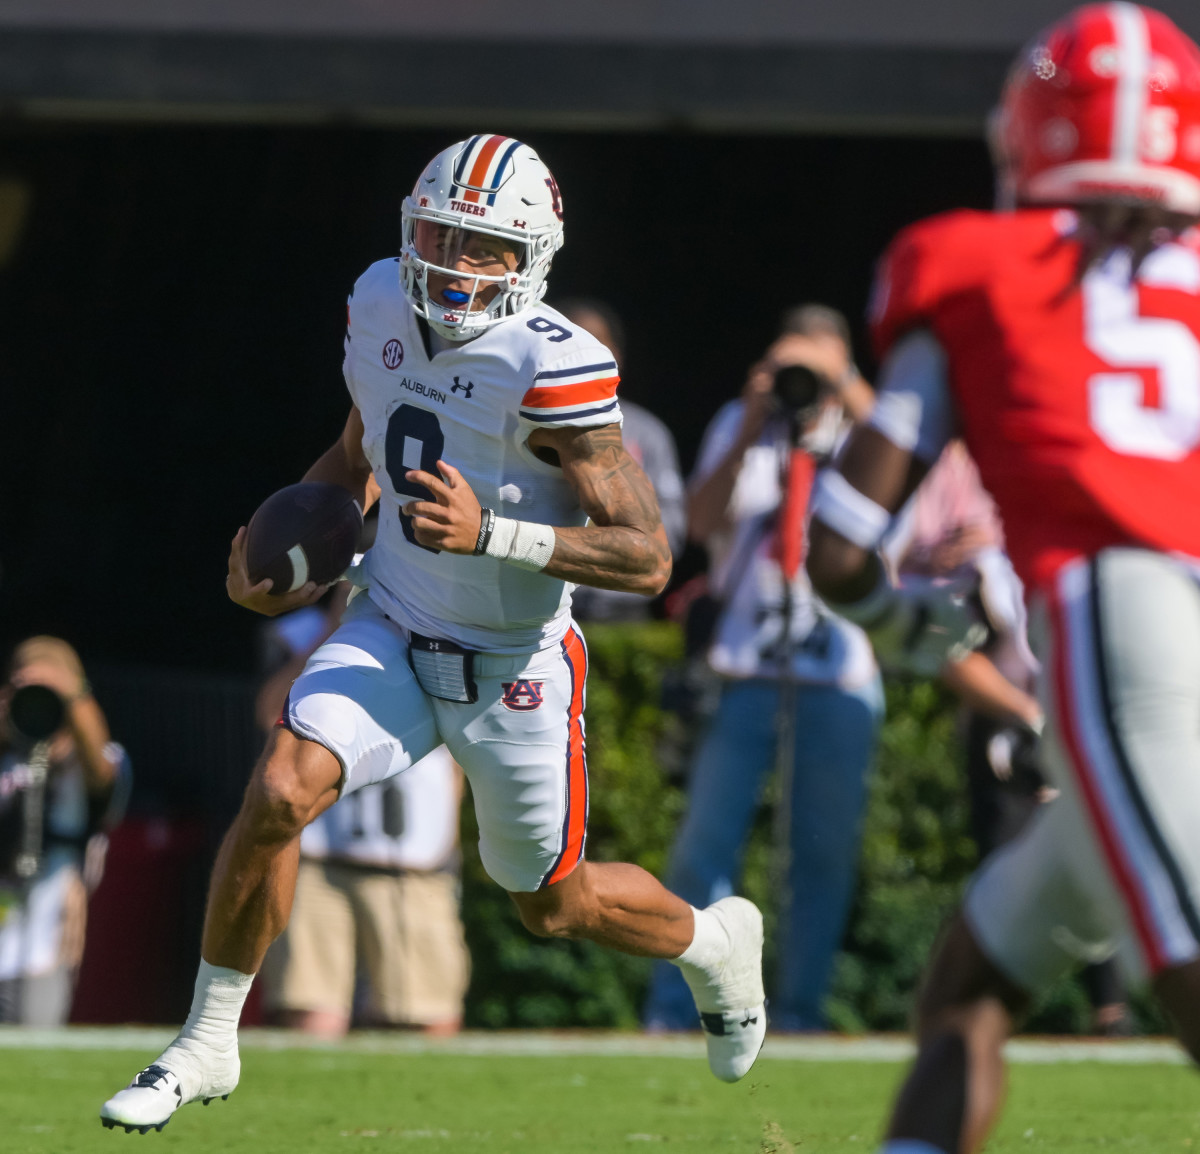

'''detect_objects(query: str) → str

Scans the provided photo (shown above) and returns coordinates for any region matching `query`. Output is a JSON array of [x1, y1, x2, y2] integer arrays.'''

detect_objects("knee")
[[916, 994, 1012, 1052], [242, 743, 333, 842], [243, 766, 312, 842], [510, 891, 592, 941], [914, 914, 1028, 1037]]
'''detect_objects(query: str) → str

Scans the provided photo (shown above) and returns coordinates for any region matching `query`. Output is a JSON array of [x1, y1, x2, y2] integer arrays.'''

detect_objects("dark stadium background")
[[0, 126, 991, 670]]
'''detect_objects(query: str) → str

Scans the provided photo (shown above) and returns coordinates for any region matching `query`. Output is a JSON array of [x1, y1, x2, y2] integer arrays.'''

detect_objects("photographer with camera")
[[644, 306, 883, 1033], [0, 637, 130, 1024]]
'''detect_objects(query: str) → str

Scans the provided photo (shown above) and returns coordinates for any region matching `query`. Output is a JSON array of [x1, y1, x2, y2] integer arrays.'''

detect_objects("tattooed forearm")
[[548, 521, 672, 593], [529, 423, 673, 594]]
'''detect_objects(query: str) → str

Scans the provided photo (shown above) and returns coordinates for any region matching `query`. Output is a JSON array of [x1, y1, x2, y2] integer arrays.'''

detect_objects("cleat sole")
[[99, 1115, 173, 1135]]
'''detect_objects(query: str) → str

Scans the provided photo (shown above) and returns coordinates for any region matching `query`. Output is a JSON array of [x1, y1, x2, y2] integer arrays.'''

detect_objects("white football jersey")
[[343, 258, 623, 652]]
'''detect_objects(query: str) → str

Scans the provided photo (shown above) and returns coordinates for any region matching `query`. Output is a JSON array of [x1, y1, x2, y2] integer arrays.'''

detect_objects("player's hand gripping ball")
[[245, 482, 363, 595]]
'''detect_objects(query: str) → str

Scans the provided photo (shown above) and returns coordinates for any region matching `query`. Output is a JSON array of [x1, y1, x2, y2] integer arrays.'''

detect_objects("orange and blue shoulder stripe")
[[520, 360, 620, 423]]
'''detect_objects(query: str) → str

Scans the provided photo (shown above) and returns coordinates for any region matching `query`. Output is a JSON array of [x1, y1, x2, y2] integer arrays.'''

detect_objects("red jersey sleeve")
[[869, 211, 986, 362]]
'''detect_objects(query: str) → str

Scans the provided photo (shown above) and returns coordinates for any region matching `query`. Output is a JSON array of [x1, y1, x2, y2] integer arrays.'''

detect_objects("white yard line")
[[0, 1027, 1187, 1065]]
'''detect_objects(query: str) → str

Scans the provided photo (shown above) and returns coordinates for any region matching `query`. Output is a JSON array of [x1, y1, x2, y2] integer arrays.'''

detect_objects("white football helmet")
[[400, 135, 566, 340]]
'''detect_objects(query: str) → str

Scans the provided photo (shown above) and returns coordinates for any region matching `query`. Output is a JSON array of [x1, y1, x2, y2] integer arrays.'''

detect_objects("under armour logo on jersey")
[[382, 339, 404, 370], [501, 679, 545, 711], [451, 376, 475, 398]]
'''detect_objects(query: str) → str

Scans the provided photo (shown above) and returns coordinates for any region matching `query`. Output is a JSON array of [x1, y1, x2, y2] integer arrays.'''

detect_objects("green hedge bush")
[[458, 621, 1150, 1034]]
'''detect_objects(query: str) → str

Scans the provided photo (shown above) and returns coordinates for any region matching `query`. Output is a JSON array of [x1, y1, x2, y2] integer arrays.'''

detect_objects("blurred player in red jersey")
[[805, 5, 1200, 1152]]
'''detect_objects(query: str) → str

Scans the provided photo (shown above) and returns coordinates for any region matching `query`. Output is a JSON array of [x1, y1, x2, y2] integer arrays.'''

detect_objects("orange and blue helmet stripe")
[[449, 134, 524, 206]]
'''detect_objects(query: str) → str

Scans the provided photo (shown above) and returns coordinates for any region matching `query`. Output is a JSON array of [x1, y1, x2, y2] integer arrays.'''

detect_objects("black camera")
[[771, 363, 827, 419], [8, 683, 66, 744]]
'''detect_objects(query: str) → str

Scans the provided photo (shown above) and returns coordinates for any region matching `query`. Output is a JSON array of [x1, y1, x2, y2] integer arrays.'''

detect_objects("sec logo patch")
[[382, 339, 404, 369]]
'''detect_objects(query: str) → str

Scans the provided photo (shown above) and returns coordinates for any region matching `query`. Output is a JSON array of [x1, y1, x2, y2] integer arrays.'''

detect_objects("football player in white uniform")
[[101, 136, 766, 1133]]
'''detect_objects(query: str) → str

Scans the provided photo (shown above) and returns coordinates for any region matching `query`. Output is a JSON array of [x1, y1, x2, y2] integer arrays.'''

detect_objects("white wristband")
[[865, 388, 923, 452], [810, 469, 893, 551], [484, 516, 556, 572]]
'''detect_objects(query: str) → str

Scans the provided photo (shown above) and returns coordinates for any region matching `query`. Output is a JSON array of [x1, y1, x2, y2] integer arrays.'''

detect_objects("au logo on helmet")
[[544, 176, 563, 222]]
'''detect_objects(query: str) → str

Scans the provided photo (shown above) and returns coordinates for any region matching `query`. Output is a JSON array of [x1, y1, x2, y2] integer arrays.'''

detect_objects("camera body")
[[771, 363, 828, 423], [8, 683, 66, 745], [1, 684, 65, 881]]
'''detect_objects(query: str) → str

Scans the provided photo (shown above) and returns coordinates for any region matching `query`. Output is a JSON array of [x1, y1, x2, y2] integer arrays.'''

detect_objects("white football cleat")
[[100, 1039, 239, 1133], [682, 896, 767, 1082]]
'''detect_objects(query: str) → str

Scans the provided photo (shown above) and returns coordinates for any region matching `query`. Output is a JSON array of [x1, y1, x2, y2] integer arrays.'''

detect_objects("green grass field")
[[3, 1031, 1199, 1152]]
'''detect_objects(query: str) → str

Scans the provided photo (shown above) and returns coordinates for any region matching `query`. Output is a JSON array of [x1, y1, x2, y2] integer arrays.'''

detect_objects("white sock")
[[172, 960, 254, 1054], [673, 905, 727, 969], [669, 905, 733, 1012], [877, 1141, 949, 1154]]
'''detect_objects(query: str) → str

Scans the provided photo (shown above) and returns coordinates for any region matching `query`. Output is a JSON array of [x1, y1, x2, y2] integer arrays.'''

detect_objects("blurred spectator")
[[0, 636, 130, 1024], [644, 305, 883, 1032], [890, 440, 1132, 1035], [555, 298, 686, 622], [255, 586, 470, 1037]]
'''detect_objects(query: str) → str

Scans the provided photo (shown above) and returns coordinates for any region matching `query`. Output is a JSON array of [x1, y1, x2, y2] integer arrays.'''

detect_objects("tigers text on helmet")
[[991, 2, 1200, 214], [400, 136, 565, 341]]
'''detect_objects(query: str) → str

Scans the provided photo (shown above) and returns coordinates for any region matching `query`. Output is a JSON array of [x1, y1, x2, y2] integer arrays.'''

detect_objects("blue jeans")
[[645, 675, 883, 1032]]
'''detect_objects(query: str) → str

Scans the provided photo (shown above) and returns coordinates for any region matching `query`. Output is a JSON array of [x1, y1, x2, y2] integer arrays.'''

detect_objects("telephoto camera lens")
[[8, 683, 67, 743], [771, 364, 824, 416]]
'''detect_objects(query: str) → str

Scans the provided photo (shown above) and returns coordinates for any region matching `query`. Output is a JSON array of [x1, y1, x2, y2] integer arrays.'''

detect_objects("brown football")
[[245, 482, 363, 595]]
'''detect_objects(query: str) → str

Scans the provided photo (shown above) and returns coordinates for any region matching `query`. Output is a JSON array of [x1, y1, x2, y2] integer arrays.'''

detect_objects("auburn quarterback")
[[101, 137, 767, 1133]]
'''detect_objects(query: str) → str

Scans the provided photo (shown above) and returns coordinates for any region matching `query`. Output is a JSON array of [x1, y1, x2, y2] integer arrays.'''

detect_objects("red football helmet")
[[993, 3, 1200, 213]]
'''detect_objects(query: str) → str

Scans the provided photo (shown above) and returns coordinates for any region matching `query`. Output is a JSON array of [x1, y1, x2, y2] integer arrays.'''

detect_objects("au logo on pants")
[[500, 679, 545, 711]]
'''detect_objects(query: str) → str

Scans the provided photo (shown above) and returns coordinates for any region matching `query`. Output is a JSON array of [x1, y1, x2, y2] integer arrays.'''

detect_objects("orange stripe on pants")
[[545, 626, 589, 887]]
